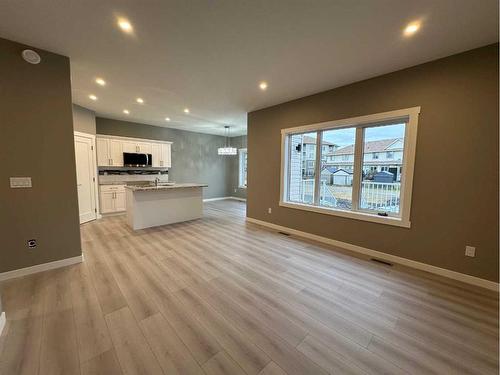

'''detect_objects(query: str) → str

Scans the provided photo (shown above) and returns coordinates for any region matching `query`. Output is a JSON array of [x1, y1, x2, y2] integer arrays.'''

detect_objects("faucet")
[[155, 177, 160, 187]]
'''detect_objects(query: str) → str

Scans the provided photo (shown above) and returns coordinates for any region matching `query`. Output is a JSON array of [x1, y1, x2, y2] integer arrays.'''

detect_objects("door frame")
[[74, 131, 101, 220]]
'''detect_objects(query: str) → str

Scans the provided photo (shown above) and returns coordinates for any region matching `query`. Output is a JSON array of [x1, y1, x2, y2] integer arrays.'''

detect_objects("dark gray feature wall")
[[73, 104, 96, 134], [0, 37, 81, 273], [226, 136, 247, 199], [248, 44, 499, 283], [96, 118, 232, 199]]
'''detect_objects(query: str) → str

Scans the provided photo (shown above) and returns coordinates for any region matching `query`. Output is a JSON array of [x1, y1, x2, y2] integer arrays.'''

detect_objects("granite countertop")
[[125, 183, 208, 191]]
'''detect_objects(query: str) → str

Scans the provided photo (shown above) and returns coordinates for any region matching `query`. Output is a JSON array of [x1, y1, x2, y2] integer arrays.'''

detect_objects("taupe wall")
[[96, 118, 231, 199], [247, 44, 499, 282], [0, 37, 81, 273], [227, 135, 247, 199], [73, 104, 96, 134]]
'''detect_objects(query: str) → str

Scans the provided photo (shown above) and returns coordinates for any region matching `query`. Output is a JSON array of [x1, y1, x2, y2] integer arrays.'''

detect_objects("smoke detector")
[[22, 49, 41, 64]]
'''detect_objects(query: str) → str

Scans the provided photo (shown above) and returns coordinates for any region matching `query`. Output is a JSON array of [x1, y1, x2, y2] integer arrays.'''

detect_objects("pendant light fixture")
[[218, 126, 237, 155]]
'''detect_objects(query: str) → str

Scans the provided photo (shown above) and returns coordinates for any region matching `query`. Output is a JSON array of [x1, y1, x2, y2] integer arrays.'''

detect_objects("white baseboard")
[[0, 254, 84, 282], [203, 196, 246, 202], [246, 217, 499, 292], [203, 196, 231, 202], [0, 312, 5, 337], [229, 196, 247, 202]]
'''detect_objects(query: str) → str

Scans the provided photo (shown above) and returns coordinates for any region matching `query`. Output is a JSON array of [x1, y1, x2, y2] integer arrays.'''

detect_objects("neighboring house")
[[300, 135, 338, 177], [325, 138, 404, 181], [321, 167, 353, 186]]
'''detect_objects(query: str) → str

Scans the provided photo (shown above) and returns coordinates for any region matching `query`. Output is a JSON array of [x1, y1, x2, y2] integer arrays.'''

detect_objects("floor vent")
[[370, 258, 393, 266], [278, 231, 290, 236]]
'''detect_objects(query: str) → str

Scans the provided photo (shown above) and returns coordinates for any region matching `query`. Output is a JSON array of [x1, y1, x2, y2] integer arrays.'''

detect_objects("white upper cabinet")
[[137, 142, 152, 154], [96, 135, 172, 167], [152, 143, 171, 167], [96, 138, 110, 166], [161, 143, 172, 168], [123, 140, 153, 154], [97, 138, 123, 167], [109, 140, 123, 166], [151, 143, 161, 167]]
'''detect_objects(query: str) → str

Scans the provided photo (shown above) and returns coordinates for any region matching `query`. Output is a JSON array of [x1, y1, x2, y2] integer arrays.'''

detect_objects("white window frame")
[[280, 107, 420, 228], [238, 148, 247, 188]]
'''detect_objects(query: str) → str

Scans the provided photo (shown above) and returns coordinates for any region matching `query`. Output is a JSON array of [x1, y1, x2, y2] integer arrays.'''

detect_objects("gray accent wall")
[[226, 135, 247, 199], [73, 105, 96, 134], [0, 37, 81, 273], [96, 118, 232, 199], [247, 44, 499, 283]]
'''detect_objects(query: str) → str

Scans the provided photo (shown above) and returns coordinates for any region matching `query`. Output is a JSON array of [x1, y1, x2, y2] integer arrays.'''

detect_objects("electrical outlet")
[[268, 207, 272, 214], [234, 188, 237, 193], [27, 239, 37, 248], [465, 246, 475, 257]]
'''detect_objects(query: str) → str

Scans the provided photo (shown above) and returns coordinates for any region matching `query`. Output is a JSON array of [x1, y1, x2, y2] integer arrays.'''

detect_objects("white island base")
[[125, 184, 207, 230]]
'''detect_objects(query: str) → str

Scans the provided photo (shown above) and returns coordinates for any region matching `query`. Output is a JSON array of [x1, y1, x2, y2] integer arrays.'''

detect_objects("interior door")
[[74, 135, 97, 223]]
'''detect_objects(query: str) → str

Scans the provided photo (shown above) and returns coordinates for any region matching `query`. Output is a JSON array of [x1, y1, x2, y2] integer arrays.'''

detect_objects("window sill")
[[279, 201, 411, 228], [237, 186, 247, 189]]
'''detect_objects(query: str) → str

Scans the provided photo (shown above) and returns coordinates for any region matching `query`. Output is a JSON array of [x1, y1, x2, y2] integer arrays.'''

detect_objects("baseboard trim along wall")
[[246, 217, 499, 292], [0, 255, 84, 282], [0, 312, 5, 337], [203, 196, 247, 202]]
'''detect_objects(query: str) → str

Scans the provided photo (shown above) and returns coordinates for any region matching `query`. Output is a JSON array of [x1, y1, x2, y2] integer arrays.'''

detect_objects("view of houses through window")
[[360, 123, 405, 213], [286, 121, 406, 216]]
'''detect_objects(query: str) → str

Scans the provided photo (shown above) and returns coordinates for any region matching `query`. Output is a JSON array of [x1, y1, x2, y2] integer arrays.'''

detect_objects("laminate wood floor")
[[0, 200, 498, 374]]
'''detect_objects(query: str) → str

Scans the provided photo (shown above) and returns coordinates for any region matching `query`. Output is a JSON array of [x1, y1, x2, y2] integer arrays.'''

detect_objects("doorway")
[[74, 132, 98, 223]]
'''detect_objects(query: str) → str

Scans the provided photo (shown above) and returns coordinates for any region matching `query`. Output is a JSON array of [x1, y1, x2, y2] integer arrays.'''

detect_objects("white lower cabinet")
[[100, 185, 126, 214]]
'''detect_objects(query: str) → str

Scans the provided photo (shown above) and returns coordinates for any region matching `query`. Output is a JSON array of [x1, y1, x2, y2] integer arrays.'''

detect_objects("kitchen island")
[[125, 183, 208, 230]]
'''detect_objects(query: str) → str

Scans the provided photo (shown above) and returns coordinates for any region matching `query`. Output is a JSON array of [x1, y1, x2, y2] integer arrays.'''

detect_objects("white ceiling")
[[0, 1, 498, 136]]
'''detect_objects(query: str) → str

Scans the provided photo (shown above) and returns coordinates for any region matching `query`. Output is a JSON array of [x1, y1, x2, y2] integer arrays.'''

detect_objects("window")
[[286, 132, 317, 204], [280, 107, 419, 227], [360, 123, 405, 214], [319, 127, 355, 210], [238, 148, 247, 188]]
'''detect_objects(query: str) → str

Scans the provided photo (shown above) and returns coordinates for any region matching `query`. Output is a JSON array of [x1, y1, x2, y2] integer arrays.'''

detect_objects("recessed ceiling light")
[[165, 117, 171, 121], [118, 18, 133, 33], [95, 78, 106, 86], [183, 108, 190, 114], [89, 94, 97, 101], [259, 81, 268, 90], [123, 109, 130, 114], [403, 22, 420, 36], [136, 97, 144, 104]]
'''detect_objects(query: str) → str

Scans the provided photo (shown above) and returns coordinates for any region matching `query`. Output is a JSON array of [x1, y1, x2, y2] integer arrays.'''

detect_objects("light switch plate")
[[10, 177, 32, 188]]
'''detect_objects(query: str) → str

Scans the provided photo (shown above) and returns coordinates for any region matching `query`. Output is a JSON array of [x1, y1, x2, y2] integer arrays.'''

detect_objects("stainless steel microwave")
[[123, 152, 152, 167]]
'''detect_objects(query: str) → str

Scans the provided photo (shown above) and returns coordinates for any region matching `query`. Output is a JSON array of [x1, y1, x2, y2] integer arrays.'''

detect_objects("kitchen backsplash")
[[99, 170, 169, 185]]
